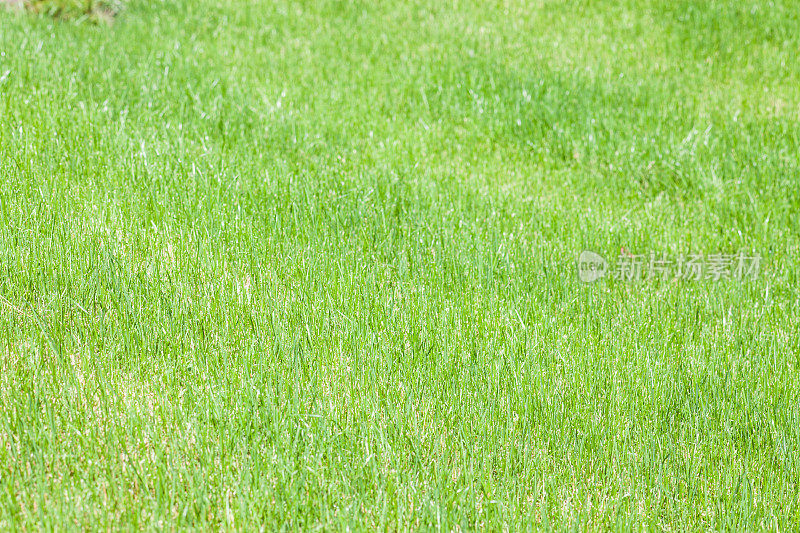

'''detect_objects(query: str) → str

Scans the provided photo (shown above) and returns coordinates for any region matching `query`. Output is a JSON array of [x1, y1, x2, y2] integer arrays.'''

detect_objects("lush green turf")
[[1, 0, 799, 529]]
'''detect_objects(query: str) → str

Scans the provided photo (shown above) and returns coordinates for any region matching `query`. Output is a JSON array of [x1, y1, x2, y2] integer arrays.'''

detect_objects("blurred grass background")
[[7, 0, 123, 22]]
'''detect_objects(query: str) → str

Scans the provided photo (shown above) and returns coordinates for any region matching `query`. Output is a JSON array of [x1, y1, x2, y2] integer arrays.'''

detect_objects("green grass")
[[1, 0, 799, 529]]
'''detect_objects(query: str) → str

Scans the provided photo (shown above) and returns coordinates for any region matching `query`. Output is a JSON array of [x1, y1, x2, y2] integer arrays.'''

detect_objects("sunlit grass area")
[[1, 0, 799, 529]]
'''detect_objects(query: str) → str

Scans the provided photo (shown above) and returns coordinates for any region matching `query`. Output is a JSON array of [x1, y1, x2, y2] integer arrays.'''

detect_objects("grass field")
[[1, 0, 799, 529]]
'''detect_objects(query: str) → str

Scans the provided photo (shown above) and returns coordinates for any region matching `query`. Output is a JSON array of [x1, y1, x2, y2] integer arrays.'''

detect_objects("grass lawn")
[[1, 0, 799, 529]]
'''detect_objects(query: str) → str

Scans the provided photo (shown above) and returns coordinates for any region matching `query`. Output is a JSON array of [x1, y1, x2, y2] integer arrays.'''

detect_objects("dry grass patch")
[[2, 0, 123, 23]]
